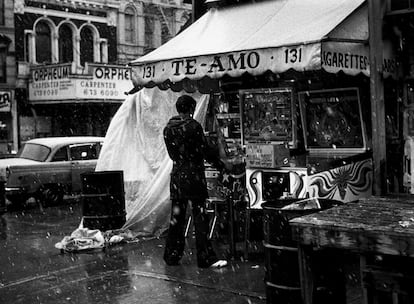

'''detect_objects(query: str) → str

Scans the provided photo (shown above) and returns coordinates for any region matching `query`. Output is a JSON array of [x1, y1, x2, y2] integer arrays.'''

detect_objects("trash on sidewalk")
[[55, 227, 136, 253], [55, 227, 105, 252]]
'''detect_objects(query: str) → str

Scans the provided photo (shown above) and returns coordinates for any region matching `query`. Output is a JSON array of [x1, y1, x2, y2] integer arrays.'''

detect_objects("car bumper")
[[5, 187, 25, 195]]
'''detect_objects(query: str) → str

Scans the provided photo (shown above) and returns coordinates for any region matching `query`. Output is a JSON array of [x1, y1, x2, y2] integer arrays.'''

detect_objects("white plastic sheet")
[[95, 87, 209, 237]]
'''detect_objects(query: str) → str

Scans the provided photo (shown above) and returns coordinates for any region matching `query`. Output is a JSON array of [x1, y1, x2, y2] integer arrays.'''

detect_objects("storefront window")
[[0, 119, 8, 140], [80, 27, 94, 65], [125, 7, 135, 43], [35, 21, 52, 64], [59, 24, 73, 63]]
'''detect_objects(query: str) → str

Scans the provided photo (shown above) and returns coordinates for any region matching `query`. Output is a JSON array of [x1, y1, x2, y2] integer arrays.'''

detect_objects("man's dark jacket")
[[164, 115, 223, 200]]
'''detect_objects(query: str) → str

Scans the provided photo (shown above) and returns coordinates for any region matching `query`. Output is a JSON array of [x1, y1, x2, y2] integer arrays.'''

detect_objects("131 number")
[[284, 48, 302, 64], [142, 65, 155, 78]]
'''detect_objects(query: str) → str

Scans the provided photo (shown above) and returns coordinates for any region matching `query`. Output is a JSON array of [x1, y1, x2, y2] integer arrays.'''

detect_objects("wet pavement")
[[0, 200, 266, 304]]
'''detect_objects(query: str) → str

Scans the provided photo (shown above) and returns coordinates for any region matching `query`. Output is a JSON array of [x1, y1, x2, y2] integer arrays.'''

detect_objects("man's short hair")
[[176, 95, 196, 114]]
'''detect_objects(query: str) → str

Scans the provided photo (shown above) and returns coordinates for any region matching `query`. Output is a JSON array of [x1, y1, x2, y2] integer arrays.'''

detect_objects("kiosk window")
[[300, 88, 364, 149], [240, 88, 295, 146]]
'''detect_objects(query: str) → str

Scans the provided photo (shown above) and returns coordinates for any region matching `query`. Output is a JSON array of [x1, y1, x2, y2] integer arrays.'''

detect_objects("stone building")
[[9, 0, 190, 147], [0, 0, 17, 153]]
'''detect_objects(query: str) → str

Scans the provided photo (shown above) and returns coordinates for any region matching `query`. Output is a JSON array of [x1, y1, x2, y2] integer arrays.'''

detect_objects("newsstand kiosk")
[[241, 86, 372, 303]]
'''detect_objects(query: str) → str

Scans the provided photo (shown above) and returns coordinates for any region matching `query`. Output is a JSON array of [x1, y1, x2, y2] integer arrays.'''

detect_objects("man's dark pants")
[[164, 198, 218, 268]]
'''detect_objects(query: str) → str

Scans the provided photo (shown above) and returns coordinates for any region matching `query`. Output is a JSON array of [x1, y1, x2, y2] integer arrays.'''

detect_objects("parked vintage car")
[[0, 136, 105, 208]]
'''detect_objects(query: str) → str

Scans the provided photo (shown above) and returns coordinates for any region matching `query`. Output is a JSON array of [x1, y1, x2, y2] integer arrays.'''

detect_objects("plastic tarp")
[[95, 87, 209, 237], [130, 0, 386, 86]]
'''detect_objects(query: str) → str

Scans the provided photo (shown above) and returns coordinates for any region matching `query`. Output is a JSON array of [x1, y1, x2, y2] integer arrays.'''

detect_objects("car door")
[[70, 142, 102, 193]]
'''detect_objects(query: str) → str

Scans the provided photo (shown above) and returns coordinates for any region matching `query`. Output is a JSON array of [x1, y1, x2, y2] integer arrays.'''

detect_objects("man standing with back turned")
[[163, 95, 229, 268]]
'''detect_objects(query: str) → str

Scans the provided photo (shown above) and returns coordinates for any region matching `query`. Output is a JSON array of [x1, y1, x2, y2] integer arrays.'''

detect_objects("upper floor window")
[[59, 24, 73, 63], [0, 35, 9, 83], [125, 7, 135, 43], [145, 16, 155, 51], [0, 47, 6, 83], [0, 0, 4, 25], [80, 27, 94, 65], [35, 21, 52, 63]]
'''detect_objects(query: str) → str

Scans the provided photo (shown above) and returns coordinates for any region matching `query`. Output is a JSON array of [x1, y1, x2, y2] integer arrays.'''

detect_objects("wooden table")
[[290, 196, 414, 304]]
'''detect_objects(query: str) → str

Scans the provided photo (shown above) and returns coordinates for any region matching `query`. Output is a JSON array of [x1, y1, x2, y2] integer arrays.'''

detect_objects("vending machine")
[[242, 87, 373, 209]]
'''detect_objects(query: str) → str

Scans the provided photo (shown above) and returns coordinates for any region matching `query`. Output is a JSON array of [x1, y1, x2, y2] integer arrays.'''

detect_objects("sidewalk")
[[0, 201, 266, 304]]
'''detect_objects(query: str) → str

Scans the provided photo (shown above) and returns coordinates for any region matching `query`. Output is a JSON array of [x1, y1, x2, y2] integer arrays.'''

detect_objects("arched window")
[[125, 7, 135, 43], [0, 46, 7, 82], [35, 21, 51, 63], [0, 35, 10, 82], [80, 27, 94, 65], [58, 24, 73, 63]]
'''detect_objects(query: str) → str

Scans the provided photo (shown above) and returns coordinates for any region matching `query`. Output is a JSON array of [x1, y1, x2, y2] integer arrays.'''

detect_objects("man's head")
[[176, 95, 196, 114]]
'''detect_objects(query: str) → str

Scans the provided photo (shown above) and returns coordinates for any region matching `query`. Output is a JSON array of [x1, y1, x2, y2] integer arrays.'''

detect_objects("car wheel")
[[38, 185, 64, 207]]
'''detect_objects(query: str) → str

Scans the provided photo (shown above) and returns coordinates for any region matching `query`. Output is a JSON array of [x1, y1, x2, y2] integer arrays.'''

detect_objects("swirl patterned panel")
[[247, 169, 262, 208], [289, 171, 307, 198], [307, 158, 372, 202]]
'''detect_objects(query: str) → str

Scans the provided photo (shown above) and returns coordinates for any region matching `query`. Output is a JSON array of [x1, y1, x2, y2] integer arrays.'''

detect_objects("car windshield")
[[18, 143, 51, 162]]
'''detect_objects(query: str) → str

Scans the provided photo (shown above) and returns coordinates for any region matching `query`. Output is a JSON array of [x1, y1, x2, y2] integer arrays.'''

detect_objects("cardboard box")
[[246, 143, 290, 168]]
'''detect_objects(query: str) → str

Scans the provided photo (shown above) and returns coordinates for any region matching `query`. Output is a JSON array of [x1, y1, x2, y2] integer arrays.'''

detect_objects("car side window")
[[52, 147, 69, 162], [70, 143, 100, 161]]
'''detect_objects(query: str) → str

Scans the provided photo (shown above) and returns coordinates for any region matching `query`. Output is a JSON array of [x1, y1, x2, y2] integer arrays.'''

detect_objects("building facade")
[[10, 0, 190, 147], [0, 0, 17, 154]]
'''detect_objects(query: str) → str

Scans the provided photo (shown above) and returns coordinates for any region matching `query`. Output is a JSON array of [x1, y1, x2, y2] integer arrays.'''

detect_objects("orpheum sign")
[[29, 63, 133, 102]]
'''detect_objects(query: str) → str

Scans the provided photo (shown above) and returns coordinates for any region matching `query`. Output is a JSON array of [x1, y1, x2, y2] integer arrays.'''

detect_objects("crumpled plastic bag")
[[55, 228, 105, 252], [104, 229, 135, 244]]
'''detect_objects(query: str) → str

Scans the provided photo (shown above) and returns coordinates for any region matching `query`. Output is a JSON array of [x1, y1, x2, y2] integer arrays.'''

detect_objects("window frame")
[[69, 143, 101, 161], [0, 46, 6, 83], [80, 26, 95, 65], [35, 21, 52, 64], [145, 16, 155, 49], [51, 146, 69, 162], [58, 23, 74, 63], [0, 0, 4, 26], [125, 7, 136, 44]]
